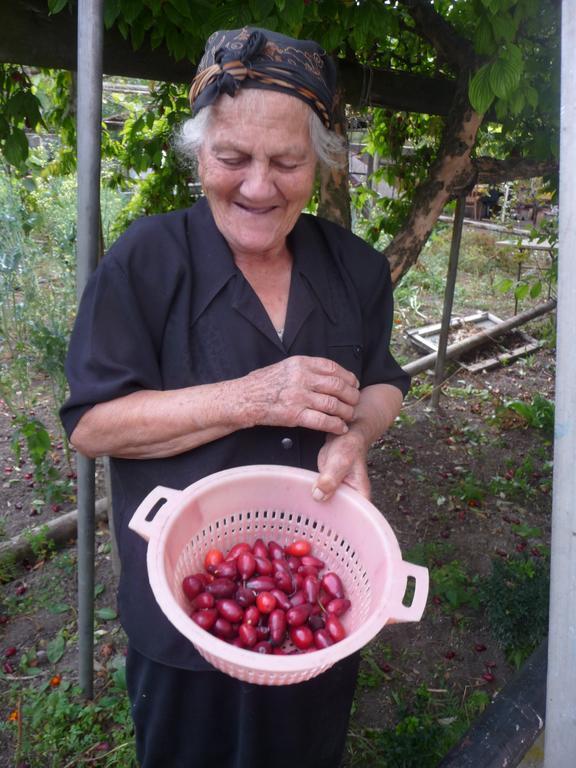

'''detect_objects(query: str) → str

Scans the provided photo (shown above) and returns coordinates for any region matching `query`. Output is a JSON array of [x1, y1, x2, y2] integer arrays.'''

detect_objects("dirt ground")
[[0, 326, 555, 765]]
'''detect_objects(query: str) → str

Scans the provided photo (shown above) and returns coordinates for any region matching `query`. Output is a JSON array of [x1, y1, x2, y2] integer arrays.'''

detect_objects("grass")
[[345, 682, 490, 768], [2, 670, 136, 768]]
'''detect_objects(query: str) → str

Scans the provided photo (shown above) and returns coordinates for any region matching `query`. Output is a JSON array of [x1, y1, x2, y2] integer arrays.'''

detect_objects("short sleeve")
[[59, 256, 164, 438], [360, 254, 411, 396]]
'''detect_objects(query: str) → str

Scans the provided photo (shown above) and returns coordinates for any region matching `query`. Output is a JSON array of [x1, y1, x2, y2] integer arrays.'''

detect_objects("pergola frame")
[[47, 1, 576, 763]]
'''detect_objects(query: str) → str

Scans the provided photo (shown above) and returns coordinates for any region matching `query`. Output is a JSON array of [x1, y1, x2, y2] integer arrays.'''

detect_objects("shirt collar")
[[288, 214, 338, 325], [186, 198, 239, 326], [187, 200, 338, 329]]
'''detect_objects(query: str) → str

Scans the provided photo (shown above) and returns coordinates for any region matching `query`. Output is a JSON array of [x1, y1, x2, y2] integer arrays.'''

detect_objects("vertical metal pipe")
[[431, 195, 466, 409], [544, 3, 576, 765], [76, 0, 104, 698]]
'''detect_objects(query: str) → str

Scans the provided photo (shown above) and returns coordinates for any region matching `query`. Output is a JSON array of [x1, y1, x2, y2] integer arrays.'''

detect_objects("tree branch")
[[475, 156, 559, 184], [396, 0, 475, 71]]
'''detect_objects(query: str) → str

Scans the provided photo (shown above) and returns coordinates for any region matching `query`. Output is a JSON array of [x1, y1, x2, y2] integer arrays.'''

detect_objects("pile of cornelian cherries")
[[182, 538, 351, 654]]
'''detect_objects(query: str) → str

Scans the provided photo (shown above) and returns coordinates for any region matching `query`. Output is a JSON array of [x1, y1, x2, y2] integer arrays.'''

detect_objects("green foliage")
[[108, 82, 199, 232], [404, 542, 480, 612], [0, 550, 18, 585], [0, 66, 44, 170], [451, 473, 487, 508], [503, 394, 555, 433], [24, 525, 57, 564], [352, 110, 444, 240], [4, 673, 136, 767], [346, 684, 489, 768], [480, 552, 549, 668], [431, 560, 480, 611]]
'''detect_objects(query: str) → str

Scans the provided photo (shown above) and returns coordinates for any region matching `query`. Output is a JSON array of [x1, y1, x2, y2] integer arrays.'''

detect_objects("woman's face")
[[197, 90, 318, 261]]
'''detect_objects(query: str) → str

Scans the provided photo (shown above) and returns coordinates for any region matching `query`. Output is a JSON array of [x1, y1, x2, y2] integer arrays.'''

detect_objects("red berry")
[[474, 643, 487, 653], [269, 608, 288, 645], [246, 576, 276, 592], [325, 614, 346, 642], [244, 605, 260, 626], [213, 617, 235, 639], [204, 548, 224, 570], [237, 552, 257, 580], [314, 629, 334, 649], [194, 592, 215, 609], [211, 559, 238, 579], [285, 540, 312, 557], [256, 591, 277, 614], [254, 556, 274, 576], [286, 603, 313, 627], [270, 589, 291, 611], [321, 572, 344, 600], [206, 578, 236, 599], [290, 625, 314, 650], [182, 575, 203, 602], [235, 585, 256, 607], [238, 623, 258, 648], [252, 539, 269, 559], [216, 599, 244, 623], [225, 542, 251, 561], [191, 608, 218, 631], [326, 598, 351, 617], [253, 641, 273, 654], [303, 575, 320, 603]]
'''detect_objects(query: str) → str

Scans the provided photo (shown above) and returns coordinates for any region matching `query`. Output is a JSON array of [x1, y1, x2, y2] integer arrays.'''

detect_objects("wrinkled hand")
[[243, 356, 360, 435], [313, 431, 370, 502]]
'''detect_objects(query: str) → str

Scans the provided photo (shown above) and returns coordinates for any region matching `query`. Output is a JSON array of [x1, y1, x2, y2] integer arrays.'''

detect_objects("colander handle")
[[387, 561, 429, 623], [128, 486, 182, 542]]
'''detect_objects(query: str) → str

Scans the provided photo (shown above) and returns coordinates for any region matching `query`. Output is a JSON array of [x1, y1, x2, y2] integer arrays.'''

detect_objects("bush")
[[480, 553, 549, 668]]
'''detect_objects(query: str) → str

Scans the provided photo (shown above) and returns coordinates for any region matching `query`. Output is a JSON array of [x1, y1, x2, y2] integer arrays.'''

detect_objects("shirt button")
[[281, 437, 293, 450]]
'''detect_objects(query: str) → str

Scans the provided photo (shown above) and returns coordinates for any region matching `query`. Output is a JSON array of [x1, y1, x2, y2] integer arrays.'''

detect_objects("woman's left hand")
[[313, 432, 370, 501], [311, 383, 405, 502]]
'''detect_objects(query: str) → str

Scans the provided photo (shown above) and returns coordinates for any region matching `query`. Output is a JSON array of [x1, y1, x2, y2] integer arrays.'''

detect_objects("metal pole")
[[76, 0, 104, 698], [430, 195, 466, 409], [544, 2, 576, 765]]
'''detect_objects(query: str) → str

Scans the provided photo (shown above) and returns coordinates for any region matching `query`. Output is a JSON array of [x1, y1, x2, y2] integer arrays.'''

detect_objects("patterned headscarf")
[[189, 27, 337, 129]]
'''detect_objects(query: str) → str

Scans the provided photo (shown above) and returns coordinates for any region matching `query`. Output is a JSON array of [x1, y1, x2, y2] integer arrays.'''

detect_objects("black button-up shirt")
[[61, 198, 409, 669]]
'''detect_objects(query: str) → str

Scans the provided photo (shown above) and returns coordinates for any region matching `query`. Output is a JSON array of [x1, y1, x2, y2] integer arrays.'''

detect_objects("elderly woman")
[[61, 27, 409, 768]]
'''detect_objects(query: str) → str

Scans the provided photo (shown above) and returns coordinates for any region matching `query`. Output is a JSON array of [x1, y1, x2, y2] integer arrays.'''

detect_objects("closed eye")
[[218, 156, 248, 168]]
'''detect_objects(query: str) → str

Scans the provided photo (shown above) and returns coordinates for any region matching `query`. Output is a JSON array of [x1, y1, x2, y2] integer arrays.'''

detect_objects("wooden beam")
[[1, 0, 456, 115]]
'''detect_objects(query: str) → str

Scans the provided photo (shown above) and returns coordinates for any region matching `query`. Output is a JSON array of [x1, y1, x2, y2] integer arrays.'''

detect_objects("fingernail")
[[312, 487, 326, 502], [342, 424, 349, 433]]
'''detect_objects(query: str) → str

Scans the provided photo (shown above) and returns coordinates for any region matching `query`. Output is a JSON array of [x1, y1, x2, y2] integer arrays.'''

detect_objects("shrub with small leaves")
[[479, 552, 549, 668]]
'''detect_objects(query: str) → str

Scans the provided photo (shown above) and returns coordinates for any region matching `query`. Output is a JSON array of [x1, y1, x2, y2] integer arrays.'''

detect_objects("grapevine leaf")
[[469, 64, 495, 114]]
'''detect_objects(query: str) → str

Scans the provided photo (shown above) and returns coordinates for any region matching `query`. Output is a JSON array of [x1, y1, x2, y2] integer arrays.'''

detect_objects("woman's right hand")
[[241, 355, 360, 435]]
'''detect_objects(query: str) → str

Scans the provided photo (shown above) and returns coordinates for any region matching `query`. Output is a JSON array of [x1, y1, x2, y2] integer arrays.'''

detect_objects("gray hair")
[[174, 103, 347, 170]]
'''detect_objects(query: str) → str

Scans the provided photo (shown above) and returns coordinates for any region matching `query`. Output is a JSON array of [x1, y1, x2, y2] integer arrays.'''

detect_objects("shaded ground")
[[0, 325, 555, 766]]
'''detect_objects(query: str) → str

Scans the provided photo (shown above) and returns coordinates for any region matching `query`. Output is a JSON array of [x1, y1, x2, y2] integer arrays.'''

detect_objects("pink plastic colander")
[[129, 464, 428, 686]]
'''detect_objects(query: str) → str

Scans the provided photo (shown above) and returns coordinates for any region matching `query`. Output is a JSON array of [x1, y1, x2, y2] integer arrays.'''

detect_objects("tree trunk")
[[384, 74, 483, 284], [317, 88, 351, 229]]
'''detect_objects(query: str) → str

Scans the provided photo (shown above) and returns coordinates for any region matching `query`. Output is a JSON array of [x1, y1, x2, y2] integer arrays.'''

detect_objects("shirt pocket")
[[326, 341, 363, 379]]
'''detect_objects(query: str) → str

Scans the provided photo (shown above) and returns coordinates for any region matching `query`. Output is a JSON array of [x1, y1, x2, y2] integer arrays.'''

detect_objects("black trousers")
[[126, 646, 360, 768]]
